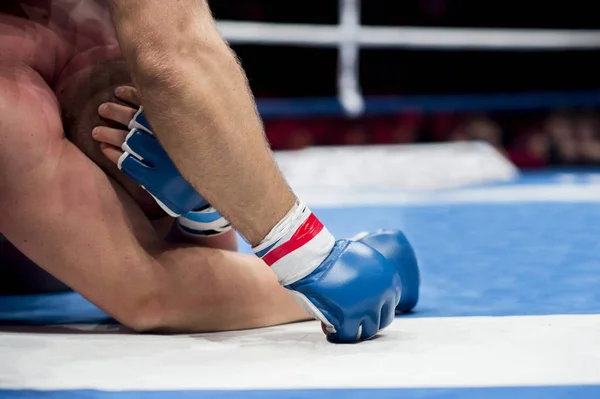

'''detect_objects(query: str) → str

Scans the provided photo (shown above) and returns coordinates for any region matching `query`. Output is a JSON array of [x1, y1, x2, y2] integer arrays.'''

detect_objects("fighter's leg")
[[0, 62, 308, 332]]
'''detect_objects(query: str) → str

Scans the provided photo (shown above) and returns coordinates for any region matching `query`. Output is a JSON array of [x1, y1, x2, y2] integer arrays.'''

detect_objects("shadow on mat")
[[0, 324, 133, 335]]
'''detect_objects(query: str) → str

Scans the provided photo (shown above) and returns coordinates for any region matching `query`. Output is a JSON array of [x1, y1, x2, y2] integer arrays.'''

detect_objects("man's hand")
[[285, 239, 402, 342], [106, 0, 298, 246], [94, 87, 234, 244]]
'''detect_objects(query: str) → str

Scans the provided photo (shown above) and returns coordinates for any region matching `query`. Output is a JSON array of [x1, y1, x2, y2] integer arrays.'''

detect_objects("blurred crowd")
[[264, 109, 600, 168], [210, 0, 600, 169]]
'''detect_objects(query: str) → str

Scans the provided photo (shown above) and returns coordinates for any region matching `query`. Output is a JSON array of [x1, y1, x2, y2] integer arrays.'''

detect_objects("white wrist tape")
[[253, 201, 335, 286]]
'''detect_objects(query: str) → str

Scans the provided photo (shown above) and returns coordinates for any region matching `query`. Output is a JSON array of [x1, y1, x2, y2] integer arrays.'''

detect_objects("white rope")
[[216, 14, 600, 116], [218, 22, 339, 47], [218, 22, 600, 50], [338, 0, 363, 117], [359, 27, 600, 49]]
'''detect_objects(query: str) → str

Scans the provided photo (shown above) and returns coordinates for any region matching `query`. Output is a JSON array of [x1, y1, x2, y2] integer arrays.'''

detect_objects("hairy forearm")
[[107, 0, 296, 246]]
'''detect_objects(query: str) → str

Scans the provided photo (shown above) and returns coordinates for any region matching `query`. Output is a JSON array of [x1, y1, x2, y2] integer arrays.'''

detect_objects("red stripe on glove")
[[262, 213, 324, 267]]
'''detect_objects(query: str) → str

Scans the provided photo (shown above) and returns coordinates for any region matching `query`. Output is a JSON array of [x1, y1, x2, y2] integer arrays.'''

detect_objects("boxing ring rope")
[[215, 0, 600, 118], [217, 22, 600, 49]]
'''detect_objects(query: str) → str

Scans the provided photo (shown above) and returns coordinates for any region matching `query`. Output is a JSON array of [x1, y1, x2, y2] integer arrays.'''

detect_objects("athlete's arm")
[[0, 146, 306, 332], [106, 0, 296, 246], [93, 88, 239, 252], [0, 67, 307, 333], [105, 2, 401, 343]]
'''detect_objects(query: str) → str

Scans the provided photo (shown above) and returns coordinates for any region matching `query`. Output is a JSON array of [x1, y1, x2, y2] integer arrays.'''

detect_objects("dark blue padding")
[[0, 293, 113, 325], [256, 90, 600, 118], [2, 386, 600, 399]]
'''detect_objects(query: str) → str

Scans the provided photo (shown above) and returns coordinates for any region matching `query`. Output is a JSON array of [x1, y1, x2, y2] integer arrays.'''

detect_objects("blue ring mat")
[[2, 170, 600, 399], [3, 200, 599, 324], [257, 90, 600, 118], [2, 386, 600, 399], [2, 170, 600, 324]]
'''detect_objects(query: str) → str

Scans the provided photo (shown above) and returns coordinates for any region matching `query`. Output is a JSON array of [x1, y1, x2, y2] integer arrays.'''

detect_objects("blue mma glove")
[[119, 108, 231, 236], [353, 230, 420, 314], [118, 108, 207, 217], [176, 204, 232, 237], [285, 239, 402, 343], [255, 206, 402, 343]]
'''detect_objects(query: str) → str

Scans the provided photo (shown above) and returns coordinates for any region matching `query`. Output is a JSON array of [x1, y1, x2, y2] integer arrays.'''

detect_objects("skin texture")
[[0, 0, 310, 333], [90, 82, 238, 251], [106, 0, 298, 246]]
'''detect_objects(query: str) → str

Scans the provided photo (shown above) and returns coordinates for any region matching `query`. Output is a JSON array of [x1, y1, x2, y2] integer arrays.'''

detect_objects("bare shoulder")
[[0, 4, 70, 83]]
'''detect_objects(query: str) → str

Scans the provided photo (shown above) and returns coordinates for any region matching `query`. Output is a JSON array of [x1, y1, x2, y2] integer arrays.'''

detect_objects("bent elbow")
[[111, 288, 167, 333]]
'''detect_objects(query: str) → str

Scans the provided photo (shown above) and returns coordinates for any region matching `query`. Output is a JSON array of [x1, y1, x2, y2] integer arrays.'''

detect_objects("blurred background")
[[210, 0, 600, 168]]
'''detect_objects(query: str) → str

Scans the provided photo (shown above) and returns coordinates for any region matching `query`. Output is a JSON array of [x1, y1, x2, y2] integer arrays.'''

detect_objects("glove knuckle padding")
[[288, 240, 401, 343], [379, 301, 395, 330], [357, 230, 420, 314], [360, 317, 380, 341]]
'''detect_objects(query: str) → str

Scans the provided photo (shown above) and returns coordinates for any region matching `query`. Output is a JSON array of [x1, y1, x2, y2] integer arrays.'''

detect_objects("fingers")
[[95, 86, 141, 166], [121, 128, 166, 166], [98, 102, 137, 127], [379, 301, 395, 331], [100, 143, 124, 165], [115, 86, 141, 107], [92, 126, 128, 148]]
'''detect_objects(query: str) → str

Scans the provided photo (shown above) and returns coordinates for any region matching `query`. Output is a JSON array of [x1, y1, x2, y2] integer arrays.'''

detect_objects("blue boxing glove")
[[286, 240, 401, 342], [254, 204, 401, 343], [353, 230, 420, 314], [119, 108, 231, 236]]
